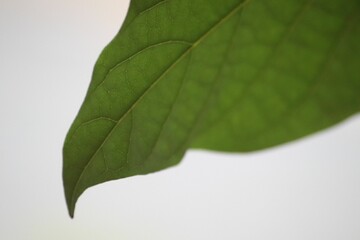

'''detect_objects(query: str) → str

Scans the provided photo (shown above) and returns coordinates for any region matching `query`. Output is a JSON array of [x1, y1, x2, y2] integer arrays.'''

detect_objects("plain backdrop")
[[1, 1, 360, 239]]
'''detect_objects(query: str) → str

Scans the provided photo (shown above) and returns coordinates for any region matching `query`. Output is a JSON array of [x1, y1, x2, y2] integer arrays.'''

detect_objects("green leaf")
[[63, 0, 360, 217]]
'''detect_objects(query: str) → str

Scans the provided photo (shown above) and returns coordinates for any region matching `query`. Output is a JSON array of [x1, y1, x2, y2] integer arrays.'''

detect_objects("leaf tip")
[[66, 197, 76, 219]]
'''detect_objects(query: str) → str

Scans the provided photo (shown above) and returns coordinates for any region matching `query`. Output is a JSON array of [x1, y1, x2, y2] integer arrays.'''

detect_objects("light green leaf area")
[[63, 0, 360, 217]]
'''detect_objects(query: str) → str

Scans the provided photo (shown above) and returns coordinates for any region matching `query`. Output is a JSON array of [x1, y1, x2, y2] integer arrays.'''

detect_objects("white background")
[[1, 1, 360, 239]]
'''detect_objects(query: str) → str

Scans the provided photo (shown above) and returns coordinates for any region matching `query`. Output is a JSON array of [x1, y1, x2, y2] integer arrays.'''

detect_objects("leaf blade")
[[63, 0, 360, 217]]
